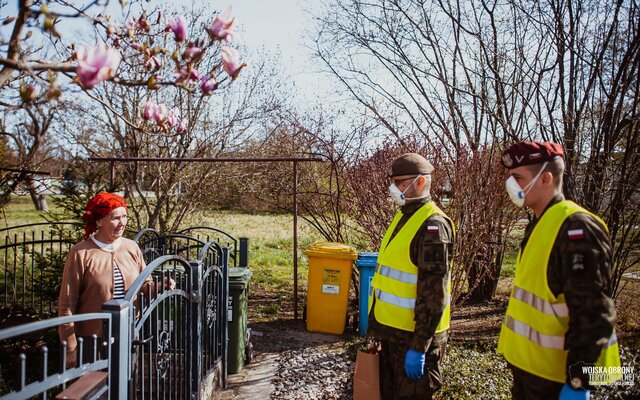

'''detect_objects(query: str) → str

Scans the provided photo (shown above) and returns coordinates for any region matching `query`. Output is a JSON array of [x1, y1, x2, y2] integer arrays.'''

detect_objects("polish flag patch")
[[427, 225, 439, 233], [568, 229, 585, 240]]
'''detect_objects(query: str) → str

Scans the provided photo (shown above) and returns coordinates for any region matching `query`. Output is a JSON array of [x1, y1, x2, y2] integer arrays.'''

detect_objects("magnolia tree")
[[0, 0, 246, 210]]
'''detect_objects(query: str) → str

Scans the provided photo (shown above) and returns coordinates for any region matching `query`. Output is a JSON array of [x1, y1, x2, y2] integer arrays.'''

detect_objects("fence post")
[[221, 247, 230, 388], [189, 259, 203, 400], [239, 237, 249, 268], [103, 299, 131, 400]]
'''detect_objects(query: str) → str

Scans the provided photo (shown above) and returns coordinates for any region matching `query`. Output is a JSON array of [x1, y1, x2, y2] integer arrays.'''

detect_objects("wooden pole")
[[293, 161, 299, 320]]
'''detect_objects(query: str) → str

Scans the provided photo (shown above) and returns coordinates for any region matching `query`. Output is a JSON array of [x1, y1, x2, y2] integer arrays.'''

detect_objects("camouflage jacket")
[[521, 194, 616, 387], [367, 197, 454, 351]]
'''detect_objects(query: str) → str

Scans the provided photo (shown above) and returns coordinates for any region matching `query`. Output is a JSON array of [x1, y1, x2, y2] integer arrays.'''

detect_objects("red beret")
[[83, 192, 127, 239], [501, 141, 564, 169]]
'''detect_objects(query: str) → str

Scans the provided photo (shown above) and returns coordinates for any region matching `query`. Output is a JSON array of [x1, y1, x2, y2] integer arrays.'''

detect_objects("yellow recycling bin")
[[305, 242, 357, 335]]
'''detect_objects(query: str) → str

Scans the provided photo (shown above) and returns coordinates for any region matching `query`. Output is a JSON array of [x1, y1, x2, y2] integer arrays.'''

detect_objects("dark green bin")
[[227, 267, 253, 374]]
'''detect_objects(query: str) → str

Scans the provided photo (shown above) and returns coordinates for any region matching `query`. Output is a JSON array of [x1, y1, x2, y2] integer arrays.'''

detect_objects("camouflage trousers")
[[379, 339, 446, 400], [508, 363, 564, 400]]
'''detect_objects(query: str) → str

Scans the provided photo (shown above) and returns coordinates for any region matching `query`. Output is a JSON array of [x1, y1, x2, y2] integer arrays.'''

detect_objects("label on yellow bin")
[[322, 269, 341, 295]]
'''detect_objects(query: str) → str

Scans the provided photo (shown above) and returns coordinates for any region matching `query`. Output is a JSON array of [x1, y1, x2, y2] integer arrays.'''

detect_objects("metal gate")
[[0, 224, 238, 400]]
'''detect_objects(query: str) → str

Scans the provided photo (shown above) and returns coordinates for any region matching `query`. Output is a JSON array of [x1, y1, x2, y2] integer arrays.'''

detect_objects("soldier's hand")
[[404, 349, 425, 380]]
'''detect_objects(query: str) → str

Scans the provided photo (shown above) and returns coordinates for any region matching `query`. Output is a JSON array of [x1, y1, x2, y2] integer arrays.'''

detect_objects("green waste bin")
[[227, 267, 253, 374]]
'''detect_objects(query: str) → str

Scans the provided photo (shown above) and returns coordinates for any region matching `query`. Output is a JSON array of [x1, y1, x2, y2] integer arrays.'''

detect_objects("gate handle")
[[131, 335, 153, 347]]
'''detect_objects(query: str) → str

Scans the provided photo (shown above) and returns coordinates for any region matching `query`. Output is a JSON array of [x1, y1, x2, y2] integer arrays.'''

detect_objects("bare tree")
[[313, 0, 640, 299], [0, 96, 61, 210]]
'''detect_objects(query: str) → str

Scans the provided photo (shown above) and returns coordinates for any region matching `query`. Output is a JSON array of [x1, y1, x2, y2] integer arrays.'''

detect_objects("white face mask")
[[389, 176, 426, 206], [505, 161, 548, 208]]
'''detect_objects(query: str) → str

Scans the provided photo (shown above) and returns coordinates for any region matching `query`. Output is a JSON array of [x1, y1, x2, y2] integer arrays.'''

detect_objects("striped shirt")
[[91, 235, 126, 299], [112, 263, 125, 299]]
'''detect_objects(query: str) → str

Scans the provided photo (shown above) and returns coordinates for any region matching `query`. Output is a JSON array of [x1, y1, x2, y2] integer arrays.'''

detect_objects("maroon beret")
[[501, 141, 564, 168], [389, 153, 434, 177]]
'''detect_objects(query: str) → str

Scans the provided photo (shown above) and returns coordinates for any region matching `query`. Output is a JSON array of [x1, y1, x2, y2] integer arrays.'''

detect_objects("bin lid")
[[229, 267, 253, 286], [358, 252, 379, 259], [304, 242, 357, 261], [356, 252, 379, 268]]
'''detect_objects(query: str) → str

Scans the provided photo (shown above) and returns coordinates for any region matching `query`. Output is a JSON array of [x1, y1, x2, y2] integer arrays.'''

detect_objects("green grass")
[[500, 251, 517, 278], [0, 195, 62, 229], [436, 342, 511, 399], [499, 224, 525, 278], [187, 210, 323, 292]]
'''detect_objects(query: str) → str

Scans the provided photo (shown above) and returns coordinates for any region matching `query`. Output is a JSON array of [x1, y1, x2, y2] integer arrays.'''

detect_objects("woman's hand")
[[66, 350, 77, 369], [164, 276, 176, 290]]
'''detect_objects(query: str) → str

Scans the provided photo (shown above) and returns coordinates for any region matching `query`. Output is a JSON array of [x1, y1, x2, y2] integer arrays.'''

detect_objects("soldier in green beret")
[[367, 153, 456, 400]]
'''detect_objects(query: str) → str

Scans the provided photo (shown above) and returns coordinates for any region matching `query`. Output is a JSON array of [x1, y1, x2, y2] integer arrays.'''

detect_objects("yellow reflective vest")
[[368, 201, 453, 333], [497, 200, 621, 383]]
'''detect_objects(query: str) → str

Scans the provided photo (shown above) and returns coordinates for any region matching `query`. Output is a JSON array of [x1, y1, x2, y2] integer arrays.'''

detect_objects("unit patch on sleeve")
[[572, 253, 585, 271]]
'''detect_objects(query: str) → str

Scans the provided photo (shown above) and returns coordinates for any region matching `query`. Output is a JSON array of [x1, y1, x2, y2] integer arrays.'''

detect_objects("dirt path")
[[215, 320, 359, 400], [215, 277, 640, 400]]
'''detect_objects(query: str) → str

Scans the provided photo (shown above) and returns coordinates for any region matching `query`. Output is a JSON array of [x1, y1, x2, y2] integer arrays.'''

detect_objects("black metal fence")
[[0, 224, 248, 316], [0, 222, 82, 316], [0, 312, 112, 400], [0, 223, 246, 400], [137, 227, 248, 268]]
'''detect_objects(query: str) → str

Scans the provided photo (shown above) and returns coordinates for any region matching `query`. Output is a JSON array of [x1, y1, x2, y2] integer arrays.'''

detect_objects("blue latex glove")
[[559, 383, 590, 400], [404, 349, 425, 380]]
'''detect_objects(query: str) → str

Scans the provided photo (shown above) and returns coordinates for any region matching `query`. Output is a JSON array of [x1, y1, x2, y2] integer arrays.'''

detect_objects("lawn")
[[0, 195, 63, 228]]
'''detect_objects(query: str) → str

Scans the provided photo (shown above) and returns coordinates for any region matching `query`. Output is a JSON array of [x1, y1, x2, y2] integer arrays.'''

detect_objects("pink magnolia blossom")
[[207, 6, 236, 41], [20, 84, 38, 103], [220, 46, 246, 80], [177, 118, 187, 133], [174, 66, 201, 84], [166, 108, 180, 127], [145, 55, 162, 71], [183, 46, 202, 62], [126, 19, 138, 35], [200, 75, 218, 94], [167, 16, 187, 43], [152, 103, 167, 125], [138, 15, 151, 32], [75, 44, 122, 89], [142, 100, 154, 120]]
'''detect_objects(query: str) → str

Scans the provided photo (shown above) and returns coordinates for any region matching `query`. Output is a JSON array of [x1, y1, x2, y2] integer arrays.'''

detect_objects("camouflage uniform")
[[368, 196, 454, 400], [509, 194, 616, 399]]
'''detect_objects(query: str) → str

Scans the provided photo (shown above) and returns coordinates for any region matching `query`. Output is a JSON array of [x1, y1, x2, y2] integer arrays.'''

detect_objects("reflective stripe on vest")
[[368, 201, 454, 333], [512, 286, 569, 318], [503, 316, 618, 356], [373, 288, 415, 309], [377, 264, 418, 285], [497, 200, 621, 383], [505, 316, 565, 350], [372, 281, 452, 308]]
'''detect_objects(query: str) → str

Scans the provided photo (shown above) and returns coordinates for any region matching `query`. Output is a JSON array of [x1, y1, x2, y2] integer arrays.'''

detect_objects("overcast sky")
[[223, 0, 329, 99]]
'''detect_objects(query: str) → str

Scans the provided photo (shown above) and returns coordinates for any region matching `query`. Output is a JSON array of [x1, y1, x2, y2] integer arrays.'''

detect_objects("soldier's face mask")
[[505, 161, 548, 208], [389, 175, 428, 206]]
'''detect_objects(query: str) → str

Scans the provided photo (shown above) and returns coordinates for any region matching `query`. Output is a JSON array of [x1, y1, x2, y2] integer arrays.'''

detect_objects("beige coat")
[[57, 237, 146, 352]]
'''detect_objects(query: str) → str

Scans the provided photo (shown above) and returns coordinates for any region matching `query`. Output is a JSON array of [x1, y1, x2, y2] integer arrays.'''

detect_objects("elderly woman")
[[58, 192, 146, 366]]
